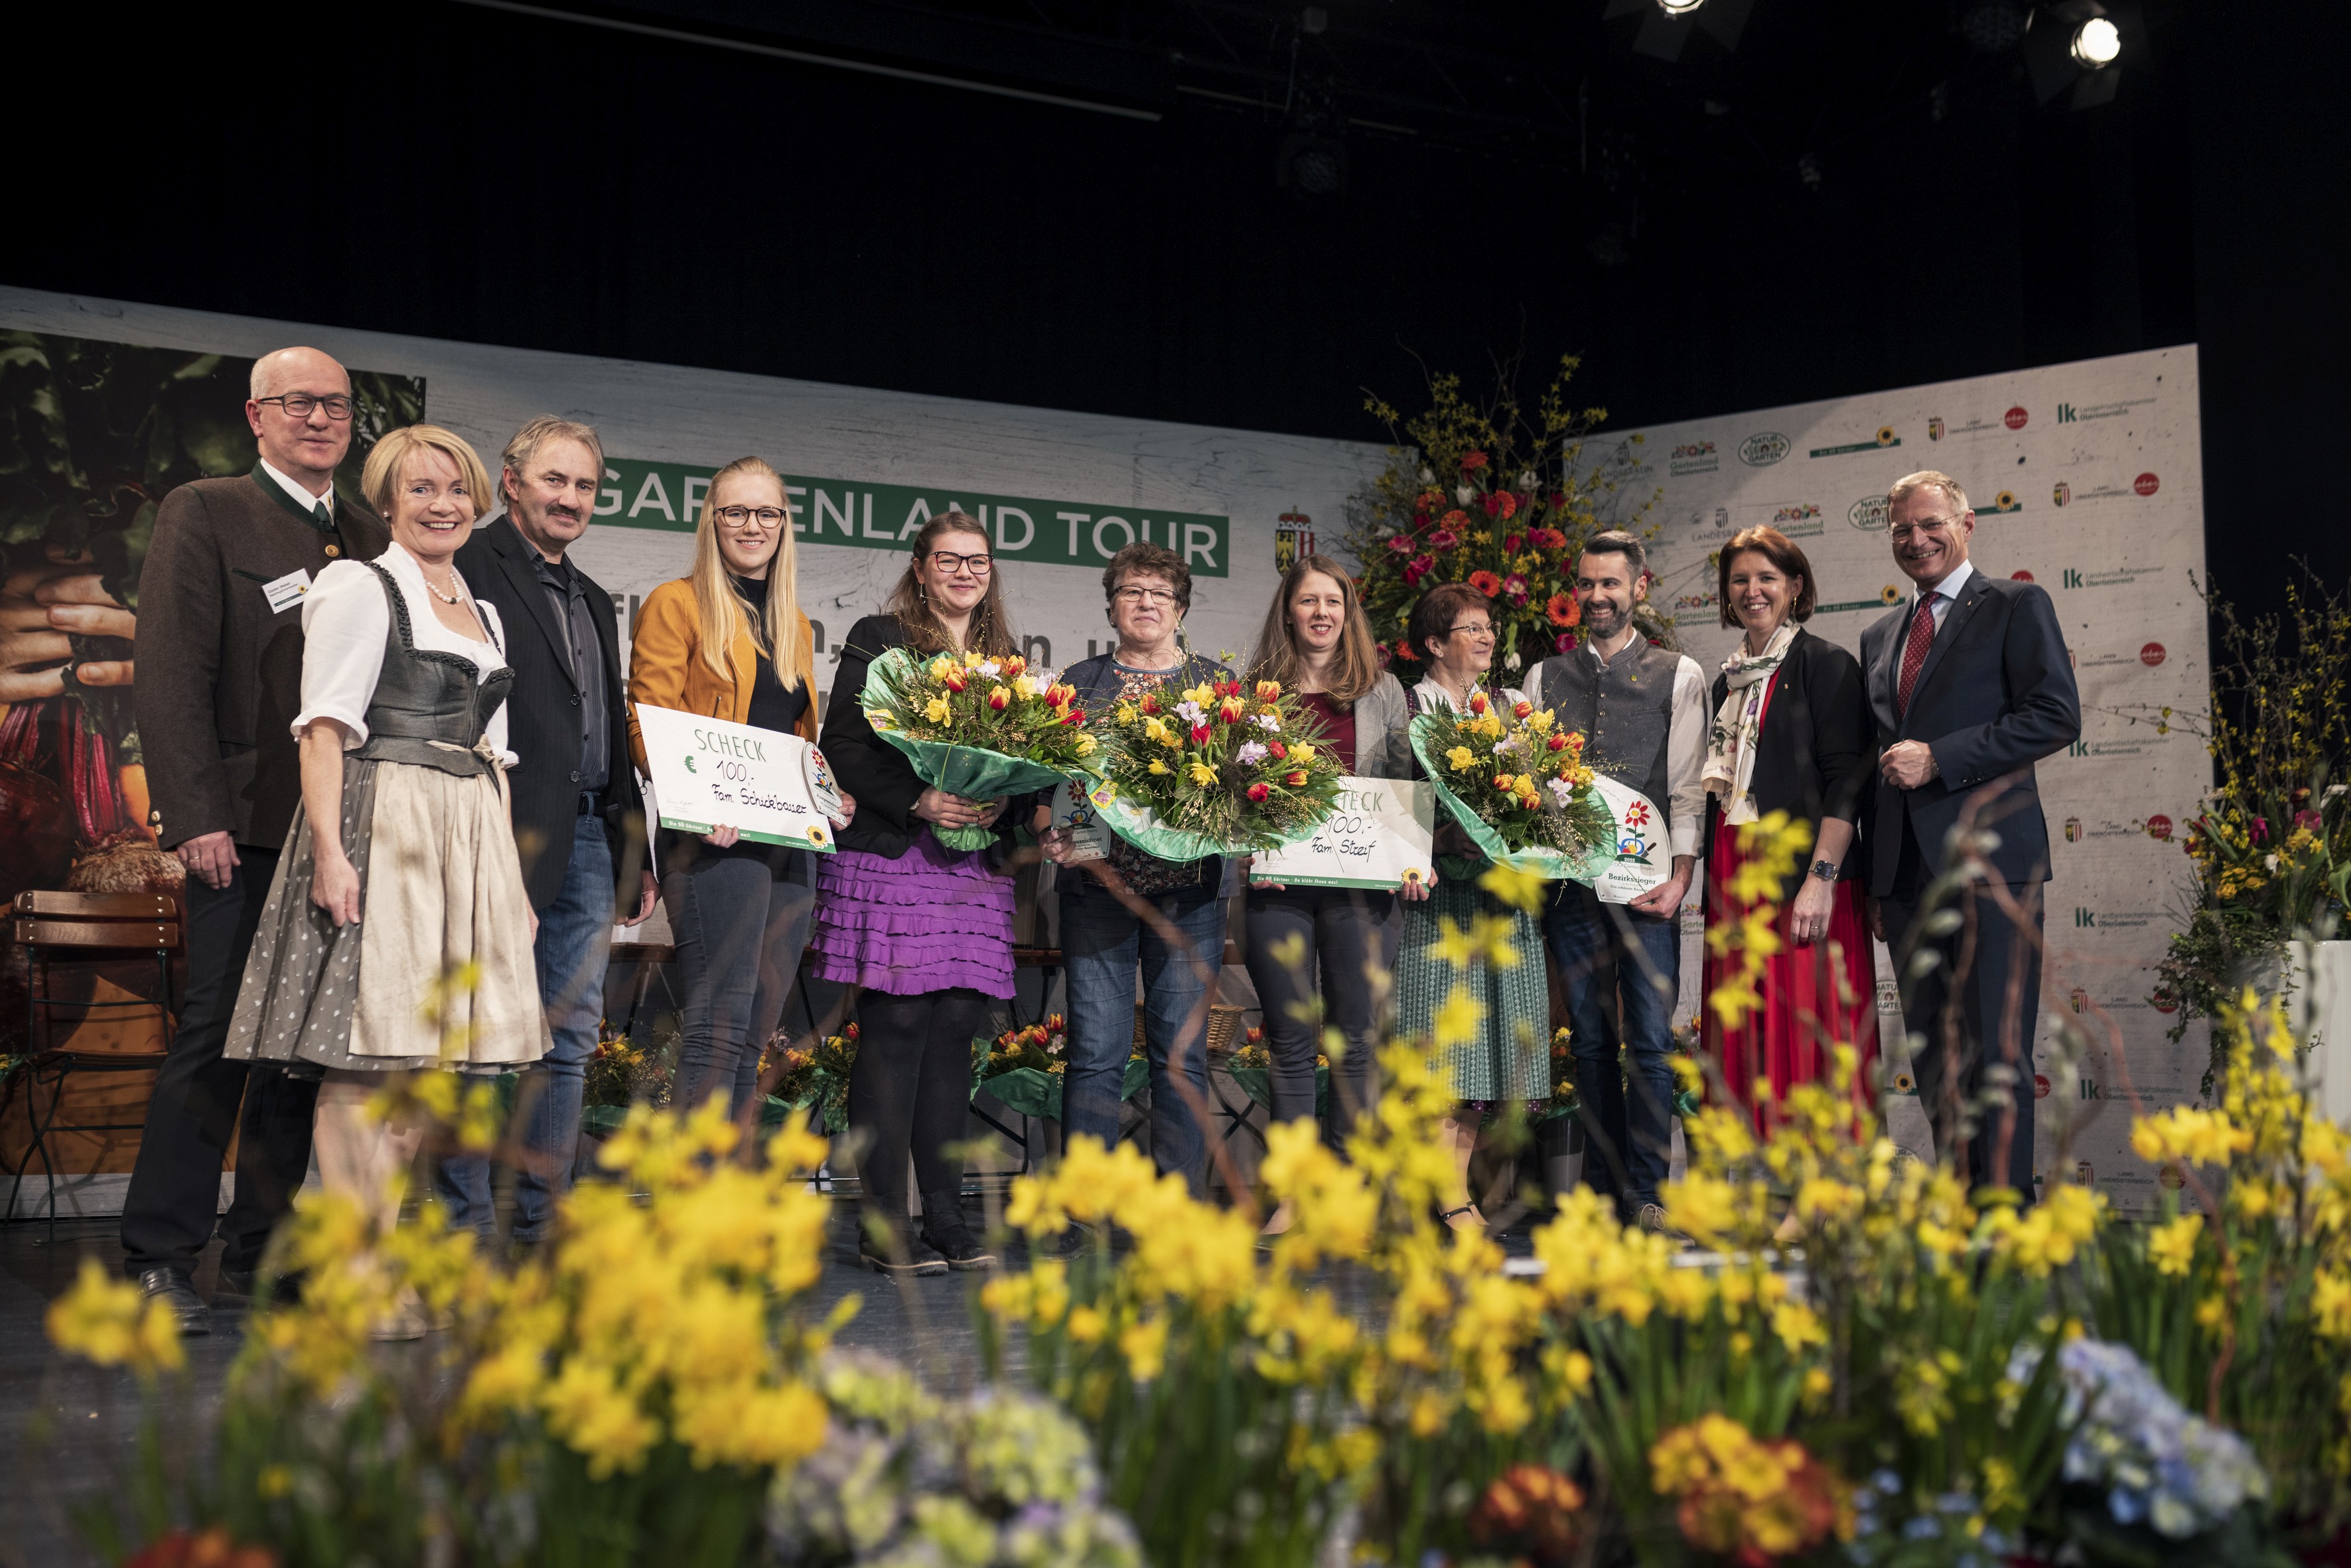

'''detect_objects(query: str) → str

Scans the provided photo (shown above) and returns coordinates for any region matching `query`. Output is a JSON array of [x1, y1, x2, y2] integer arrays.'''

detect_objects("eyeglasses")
[[255, 393, 355, 421], [1888, 516, 1959, 544], [1447, 622, 1496, 640], [715, 506, 786, 530], [1113, 587, 1177, 606], [928, 549, 993, 575]]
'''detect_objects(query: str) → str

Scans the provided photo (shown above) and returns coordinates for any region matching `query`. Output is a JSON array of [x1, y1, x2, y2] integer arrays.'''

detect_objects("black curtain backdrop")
[[7, 1, 2340, 622]]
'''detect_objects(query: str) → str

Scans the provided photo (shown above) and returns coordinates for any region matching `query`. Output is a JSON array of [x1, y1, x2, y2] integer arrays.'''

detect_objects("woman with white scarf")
[[1700, 526, 1879, 1130]]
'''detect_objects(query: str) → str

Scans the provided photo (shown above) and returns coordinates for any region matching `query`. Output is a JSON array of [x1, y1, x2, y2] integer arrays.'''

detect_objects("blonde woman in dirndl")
[[224, 425, 546, 1331]]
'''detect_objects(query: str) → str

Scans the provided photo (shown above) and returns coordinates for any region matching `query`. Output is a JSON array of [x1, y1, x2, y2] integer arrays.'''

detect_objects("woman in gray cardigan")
[[1240, 555, 1421, 1231]]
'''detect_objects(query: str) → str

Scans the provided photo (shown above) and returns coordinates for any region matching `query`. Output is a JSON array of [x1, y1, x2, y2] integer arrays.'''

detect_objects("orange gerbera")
[[1546, 593, 1581, 628], [1469, 570, 1503, 597]]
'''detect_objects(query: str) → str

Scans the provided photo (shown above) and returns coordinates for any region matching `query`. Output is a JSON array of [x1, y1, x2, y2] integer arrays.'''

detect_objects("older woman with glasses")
[[628, 458, 844, 1120], [1395, 581, 1549, 1234], [1041, 541, 1234, 1200], [812, 512, 1027, 1275]]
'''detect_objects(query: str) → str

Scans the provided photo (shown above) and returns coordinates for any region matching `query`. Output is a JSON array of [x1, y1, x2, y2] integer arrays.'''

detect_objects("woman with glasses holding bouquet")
[[1396, 582, 1550, 1234], [628, 459, 847, 1120], [812, 513, 1026, 1275]]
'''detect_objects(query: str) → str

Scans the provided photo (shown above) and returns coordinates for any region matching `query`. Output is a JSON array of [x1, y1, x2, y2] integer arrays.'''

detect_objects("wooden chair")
[[6, 890, 180, 1238]]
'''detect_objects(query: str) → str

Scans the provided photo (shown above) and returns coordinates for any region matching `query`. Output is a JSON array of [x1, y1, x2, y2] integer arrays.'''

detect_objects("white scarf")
[[1701, 621, 1796, 825]]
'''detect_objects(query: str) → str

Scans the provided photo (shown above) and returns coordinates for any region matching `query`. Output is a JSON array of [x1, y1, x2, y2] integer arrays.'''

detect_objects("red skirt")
[[1703, 816, 1880, 1133]]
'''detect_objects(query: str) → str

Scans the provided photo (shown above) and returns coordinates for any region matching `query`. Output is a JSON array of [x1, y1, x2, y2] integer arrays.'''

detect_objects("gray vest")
[[1535, 641, 1679, 808], [352, 563, 513, 776]]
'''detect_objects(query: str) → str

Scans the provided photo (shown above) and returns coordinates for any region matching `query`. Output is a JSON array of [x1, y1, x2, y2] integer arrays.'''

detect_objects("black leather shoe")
[[135, 1267, 210, 1336], [213, 1265, 305, 1308], [858, 1209, 948, 1277], [919, 1194, 997, 1272]]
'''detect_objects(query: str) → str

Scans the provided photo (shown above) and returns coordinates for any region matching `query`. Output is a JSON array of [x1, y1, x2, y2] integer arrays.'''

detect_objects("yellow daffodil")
[[923, 696, 951, 724], [1188, 760, 1218, 787]]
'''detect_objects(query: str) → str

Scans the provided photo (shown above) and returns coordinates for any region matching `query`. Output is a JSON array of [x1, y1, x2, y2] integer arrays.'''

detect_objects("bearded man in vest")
[[1531, 532, 1710, 1232]]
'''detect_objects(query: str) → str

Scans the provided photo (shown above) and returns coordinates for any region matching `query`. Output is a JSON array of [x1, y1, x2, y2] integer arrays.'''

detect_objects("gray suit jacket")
[[1352, 671, 1414, 779]]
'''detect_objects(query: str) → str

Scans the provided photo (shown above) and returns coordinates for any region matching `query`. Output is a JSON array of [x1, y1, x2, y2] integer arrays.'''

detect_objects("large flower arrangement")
[[2147, 571, 2348, 1069], [861, 646, 1099, 849], [1093, 676, 1346, 857], [1405, 690, 1617, 875], [1346, 354, 1670, 680]]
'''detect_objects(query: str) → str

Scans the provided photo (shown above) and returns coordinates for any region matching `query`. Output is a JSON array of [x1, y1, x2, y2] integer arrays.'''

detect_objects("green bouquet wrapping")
[[860, 645, 1102, 850], [1407, 695, 1619, 883]]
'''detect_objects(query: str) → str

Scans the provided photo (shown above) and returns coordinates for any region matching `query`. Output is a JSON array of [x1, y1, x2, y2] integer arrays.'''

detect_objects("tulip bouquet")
[[1092, 676, 1346, 858], [1407, 689, 1617, 878], [861, 646, 1101, 849]]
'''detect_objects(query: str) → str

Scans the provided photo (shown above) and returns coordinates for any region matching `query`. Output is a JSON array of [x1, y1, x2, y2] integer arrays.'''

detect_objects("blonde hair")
[[1247, 555, 1384, 702], [1888, 469, 1971, 516], [361, 424, 494, 521], [689, 456, 808, 695]]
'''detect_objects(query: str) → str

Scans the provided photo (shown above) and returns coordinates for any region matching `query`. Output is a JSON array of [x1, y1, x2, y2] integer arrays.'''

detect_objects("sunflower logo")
[[1880, 585, 1902, 605], [1875, 425, 1896, 446], [1402, 867, 1425, 885], [805, 823, 827, 847], [1991, 489, 2018, 512], [1892, 1070, 1916, 1094]]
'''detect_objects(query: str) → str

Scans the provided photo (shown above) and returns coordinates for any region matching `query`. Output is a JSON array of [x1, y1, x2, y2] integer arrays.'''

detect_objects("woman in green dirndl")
[[1395, 581, 1551, 1234]]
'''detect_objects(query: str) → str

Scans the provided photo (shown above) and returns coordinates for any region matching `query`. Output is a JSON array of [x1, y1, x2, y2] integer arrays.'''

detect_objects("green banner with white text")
[[597, 458, 1231, 577]]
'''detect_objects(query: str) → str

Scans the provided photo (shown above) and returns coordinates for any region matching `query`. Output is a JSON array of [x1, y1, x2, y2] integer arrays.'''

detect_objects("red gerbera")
[[1460, 450, 1488, 473], [1468, 570, 1503, 597], [1546, 593, 1581, 628]]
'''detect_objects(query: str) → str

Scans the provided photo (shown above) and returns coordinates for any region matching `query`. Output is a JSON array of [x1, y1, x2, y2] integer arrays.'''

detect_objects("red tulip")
[[942, 668, 968, 692], [1512, 700, 1533, 720], [1140, 694, 1161, 715], [1285, 770, 1307, 787], [1504, 532, 1524, 555], [1190, 725, 1211, 745], [1247, 782, 1270, 803], [1547, 732, 1568, 752], [1269, 740, 1289, 760], [1468, 692, 1490, 716], [1063, 708, 1086, 725], [987, 688, 1011, 711]]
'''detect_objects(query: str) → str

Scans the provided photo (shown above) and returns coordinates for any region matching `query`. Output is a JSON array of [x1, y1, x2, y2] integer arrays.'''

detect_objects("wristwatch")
[[1808, 859, 1841, 883]]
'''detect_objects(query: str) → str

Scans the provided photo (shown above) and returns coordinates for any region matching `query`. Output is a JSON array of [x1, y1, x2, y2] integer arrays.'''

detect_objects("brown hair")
[[1716, 527, 1817, 628], [883, 510, 1016, 658], [1100, 541, 1192, 615], [1247, 555, 1383, 702], [1408, 581, 1491, 663], [1579, 529, 1648, 579]]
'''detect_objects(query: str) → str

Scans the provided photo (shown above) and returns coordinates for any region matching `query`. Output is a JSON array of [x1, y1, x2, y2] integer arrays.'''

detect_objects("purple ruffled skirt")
[[808, 830, 1017, 999]]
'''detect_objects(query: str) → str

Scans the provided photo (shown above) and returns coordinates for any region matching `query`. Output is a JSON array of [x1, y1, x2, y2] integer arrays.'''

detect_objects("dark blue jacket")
[[1858, 571, 2080, 893], [1060, 648, 1233, 891]]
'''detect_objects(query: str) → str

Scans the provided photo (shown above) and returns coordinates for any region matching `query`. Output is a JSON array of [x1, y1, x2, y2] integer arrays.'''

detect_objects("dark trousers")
[[848, 987, 990, 1217], [1543, 881, 1682, 1217], [1241, 885, 1395, 1142], [1880, 882, 2044, 1198], [119, 847, 319, 1276], [662, 847, 816, 1117]]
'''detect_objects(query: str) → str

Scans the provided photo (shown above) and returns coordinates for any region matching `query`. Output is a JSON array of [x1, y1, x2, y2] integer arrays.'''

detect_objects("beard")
[[1581, 597, 1630, 635]]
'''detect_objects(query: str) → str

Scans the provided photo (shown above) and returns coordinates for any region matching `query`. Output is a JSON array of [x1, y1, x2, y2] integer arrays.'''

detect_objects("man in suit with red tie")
[[1861, 470, 2079, 1202]]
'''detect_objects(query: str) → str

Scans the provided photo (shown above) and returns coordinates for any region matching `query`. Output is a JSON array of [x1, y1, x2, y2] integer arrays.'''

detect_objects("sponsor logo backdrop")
[[1622, 345, 2208, 1212]]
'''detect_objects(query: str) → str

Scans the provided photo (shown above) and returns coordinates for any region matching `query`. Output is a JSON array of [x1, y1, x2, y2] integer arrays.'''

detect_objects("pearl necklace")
[[422, 565, 468, 606]]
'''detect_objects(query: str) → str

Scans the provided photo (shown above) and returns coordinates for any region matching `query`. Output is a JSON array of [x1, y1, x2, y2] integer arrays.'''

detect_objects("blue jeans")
[[435, 817, 615, 1242], [1544, 881, 1681, 1216], [1060, 880, 1226, 1195]]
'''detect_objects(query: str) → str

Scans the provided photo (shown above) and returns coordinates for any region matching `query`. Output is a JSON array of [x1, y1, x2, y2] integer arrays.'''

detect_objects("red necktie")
[[1896, 593, 1938, 717]]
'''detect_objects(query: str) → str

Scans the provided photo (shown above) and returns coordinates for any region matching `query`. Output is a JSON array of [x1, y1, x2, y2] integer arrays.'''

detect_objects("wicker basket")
[[1134, 1002, 1247, 1057]]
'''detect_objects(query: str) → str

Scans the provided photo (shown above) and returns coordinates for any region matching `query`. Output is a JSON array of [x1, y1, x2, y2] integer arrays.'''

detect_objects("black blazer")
[[819, 614, 1029, 861], [454, 516, 645, 911], [1703, 626, 1871, 903], [1857, 568, 2080, 896]]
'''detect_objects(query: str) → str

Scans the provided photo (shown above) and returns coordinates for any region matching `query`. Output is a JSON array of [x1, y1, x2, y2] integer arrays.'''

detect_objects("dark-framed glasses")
[[255, 392, 355, 420], [715, 505, 786, 530], [928, 549, 993, 575], [1113, 586, 1176, 606]]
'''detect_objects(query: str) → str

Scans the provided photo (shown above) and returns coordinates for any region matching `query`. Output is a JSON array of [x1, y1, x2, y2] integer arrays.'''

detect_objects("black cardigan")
[[819, 614, 1032, 861], [1703, 626, 1873, 902]]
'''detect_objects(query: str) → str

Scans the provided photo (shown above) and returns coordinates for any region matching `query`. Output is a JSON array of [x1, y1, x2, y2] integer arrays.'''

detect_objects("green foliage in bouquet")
[[1405, 693, 1616, 877], [860, 645, 1100, 849], [1092, 675, 1346, 857], [1347, 353, 1668, 683], [2143, 569, 2350, 1067]]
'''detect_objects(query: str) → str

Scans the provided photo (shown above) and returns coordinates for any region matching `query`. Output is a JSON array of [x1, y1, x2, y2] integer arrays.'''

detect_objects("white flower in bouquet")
[[1455, 483, 1474, 505]]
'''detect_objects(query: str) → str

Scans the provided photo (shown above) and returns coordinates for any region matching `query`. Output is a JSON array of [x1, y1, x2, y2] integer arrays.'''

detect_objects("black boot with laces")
[[918, 1190, 997, 1271]]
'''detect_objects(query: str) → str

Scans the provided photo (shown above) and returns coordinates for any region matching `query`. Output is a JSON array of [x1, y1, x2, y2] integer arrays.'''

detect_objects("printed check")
[[633, 704, 841, 853], [1249, 776, 1435, 891]]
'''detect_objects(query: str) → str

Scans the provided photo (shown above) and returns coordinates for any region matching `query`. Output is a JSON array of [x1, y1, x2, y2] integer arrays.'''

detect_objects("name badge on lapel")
[[262, 568, 313, 614]]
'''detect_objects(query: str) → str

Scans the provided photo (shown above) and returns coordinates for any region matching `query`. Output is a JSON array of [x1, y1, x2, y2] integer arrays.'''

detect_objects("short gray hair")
[[1888, 469, 1970, 516], [501, 415, 605, 485]]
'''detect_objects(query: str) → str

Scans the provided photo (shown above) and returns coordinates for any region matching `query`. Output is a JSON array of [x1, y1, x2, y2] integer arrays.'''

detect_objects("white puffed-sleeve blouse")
[[293, 543, 514, 764]]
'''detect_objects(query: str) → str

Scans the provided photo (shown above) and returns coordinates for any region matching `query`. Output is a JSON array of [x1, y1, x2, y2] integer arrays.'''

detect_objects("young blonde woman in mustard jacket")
[[628, 456, 847, 1117]]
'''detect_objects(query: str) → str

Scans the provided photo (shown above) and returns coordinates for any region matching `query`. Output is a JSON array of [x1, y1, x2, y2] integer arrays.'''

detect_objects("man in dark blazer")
[[1861, 469, 2080, 1201], [123, 347, 390, 1330], [435, 416, 652, 1253]]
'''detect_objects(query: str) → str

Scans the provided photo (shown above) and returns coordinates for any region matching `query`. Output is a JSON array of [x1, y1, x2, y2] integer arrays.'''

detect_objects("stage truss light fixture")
[[1605, 0, 1752, 62], [2071, 16, 2121, 67], [1657, 0, 1707, 13]]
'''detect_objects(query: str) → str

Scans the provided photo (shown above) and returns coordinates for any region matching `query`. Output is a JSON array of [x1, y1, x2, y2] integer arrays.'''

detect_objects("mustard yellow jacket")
[[626, 577, 818, 772]]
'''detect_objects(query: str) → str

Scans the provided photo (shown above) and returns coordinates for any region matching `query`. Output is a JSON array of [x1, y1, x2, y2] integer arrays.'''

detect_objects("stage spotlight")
[[2071, 16, 2121, 67], [1657, 0, 1706, 13]]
